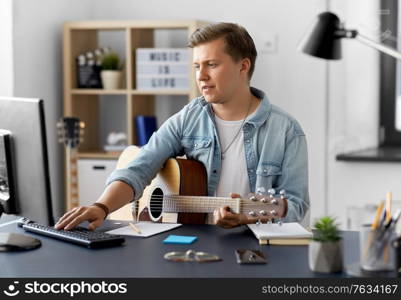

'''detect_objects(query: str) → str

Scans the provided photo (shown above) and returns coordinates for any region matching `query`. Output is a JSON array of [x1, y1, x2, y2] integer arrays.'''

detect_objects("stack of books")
[[247, 222, 313, 245]]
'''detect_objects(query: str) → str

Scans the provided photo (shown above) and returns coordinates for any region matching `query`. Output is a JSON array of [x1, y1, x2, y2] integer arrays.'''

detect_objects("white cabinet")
[[77, 159, 117, 206]]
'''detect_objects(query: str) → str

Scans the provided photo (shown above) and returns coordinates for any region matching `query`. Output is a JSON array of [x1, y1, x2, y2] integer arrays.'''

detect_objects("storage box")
[[77, 159, 117, 206]]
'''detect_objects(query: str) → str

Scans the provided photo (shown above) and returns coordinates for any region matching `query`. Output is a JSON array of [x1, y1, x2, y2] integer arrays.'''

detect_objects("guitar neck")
[[66, 147, 79, 210], [163, 195, 241, 214]]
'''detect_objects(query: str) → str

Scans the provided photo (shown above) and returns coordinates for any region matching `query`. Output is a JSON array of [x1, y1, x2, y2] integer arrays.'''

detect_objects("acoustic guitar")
[[113, 146, 288, 224]]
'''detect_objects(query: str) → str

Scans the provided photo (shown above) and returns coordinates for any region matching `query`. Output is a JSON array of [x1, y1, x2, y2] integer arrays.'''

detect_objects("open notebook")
[[247, 222, 313, 245]]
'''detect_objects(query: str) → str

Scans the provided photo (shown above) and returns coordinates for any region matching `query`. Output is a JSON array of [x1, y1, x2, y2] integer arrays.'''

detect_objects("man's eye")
[[208, 63, 217, 67], [194, 65, 200, 69]]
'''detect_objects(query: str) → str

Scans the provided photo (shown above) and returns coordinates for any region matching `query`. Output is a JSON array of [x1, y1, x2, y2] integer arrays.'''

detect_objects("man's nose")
[[197, 66, 209, 82]]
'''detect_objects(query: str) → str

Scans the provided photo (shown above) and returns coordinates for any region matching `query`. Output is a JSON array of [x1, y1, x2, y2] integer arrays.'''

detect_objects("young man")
[[55, 23, 309, 231]]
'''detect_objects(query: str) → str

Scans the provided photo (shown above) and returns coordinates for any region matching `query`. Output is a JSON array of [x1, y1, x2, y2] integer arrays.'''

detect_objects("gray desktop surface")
[[0, 219, 359, 278]]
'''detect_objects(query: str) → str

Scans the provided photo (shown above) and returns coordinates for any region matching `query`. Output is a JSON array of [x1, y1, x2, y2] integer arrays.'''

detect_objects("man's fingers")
[[64, 213, 88, 230], [55, 207, 78, 225], [56, 208, 87, 230], [88, 219, 102, 231], [55, 212, 80, 230], [219, 206, 238, 220], [213, 209, 221, 225], [230, 193, 242, 199]]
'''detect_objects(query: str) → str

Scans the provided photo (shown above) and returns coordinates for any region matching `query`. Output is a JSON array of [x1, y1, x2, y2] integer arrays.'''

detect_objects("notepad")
[[106, 222, 182, 237], [247, 222, 312, 245], [163, 235, 197, 244]]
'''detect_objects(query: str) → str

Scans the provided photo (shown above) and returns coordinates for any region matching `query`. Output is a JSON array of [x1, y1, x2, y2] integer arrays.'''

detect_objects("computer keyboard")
[[19, 219, 125, 249]]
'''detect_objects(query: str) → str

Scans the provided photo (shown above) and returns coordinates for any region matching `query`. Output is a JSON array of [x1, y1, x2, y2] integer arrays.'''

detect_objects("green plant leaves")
[[101, 53, 120, 70], [312, 216, 341, 242]]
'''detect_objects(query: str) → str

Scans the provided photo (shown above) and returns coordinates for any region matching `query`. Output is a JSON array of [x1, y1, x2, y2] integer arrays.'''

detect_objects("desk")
[[0, 219, 359, 278]]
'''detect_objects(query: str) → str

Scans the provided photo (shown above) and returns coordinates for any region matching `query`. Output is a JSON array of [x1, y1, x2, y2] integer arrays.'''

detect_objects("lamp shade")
[[298, 12, 343, 60]]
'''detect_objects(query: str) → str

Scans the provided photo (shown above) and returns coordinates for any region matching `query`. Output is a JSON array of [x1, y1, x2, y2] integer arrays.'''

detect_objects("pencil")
[[385, 192, 392, 223], [371, 201, 384, 230], [129, 222, 141, 234]]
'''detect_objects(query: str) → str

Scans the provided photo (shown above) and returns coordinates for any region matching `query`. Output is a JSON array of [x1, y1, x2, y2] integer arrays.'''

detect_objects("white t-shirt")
[[214, 106, 259, 198]]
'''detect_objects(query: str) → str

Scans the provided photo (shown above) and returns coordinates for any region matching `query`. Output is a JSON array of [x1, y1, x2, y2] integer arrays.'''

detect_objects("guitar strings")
[[145, 199, 281, 205], [142, 195, 284, 209]]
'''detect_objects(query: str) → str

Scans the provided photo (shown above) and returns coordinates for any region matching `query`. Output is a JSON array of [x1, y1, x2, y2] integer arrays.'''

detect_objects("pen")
[[129, 222, 141, 234]]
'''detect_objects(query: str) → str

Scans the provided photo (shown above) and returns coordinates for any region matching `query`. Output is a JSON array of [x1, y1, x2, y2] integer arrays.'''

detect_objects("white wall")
[[0, 0, 13, 96], [12, 0, 95, 217]]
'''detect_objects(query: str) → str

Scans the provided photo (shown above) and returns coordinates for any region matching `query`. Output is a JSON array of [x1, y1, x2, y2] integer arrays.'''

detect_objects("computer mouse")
[[0, 233, 41, 252]]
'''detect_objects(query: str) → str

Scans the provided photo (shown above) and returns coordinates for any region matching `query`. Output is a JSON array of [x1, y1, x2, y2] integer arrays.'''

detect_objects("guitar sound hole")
[[149, 188, 163, 219]]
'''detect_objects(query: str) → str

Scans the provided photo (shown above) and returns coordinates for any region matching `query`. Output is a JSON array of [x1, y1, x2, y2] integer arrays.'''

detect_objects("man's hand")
[[54, 205, 106, 231], [213, 193, 249, 229]]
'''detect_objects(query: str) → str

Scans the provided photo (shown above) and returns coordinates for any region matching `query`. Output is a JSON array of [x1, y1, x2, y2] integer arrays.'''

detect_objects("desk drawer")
[[77, 159, 117, 206]]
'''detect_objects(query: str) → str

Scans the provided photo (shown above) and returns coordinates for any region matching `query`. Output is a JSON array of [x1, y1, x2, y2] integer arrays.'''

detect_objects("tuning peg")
[[270, 210, 277, 216], [277, 220, 283, 226], [268, 188, 275, 197], [260, 197, 267, 203], [255, 220, 261, 226], [279, 189, 286, 198], [249, 195, 257, 201], [256, 187, 265, 194], [56, 122, 63, 128], [271, 198, 278, 205], [248, 211, 257, 217], [259, 210, 267, 216]]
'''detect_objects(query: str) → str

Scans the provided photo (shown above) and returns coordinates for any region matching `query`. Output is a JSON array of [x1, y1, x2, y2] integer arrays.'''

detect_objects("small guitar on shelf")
[[57, 117, 85, 211]]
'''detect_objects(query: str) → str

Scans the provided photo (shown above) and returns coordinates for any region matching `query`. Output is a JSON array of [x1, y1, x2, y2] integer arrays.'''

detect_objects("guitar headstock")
[[241, 188, 288, 223], [57, 117, 85, 148]]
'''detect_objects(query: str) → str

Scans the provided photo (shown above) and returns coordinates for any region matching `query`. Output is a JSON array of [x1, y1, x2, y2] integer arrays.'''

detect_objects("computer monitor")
[[0, 97, 54, 226]]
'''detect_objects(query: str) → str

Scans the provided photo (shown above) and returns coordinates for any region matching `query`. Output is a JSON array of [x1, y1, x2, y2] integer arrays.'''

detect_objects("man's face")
[[193, 38, 245, 104]]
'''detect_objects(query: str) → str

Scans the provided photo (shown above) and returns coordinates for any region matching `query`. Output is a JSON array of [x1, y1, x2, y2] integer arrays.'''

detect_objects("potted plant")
[[100, 52, 122, 89], [309, 216, 343, 273]]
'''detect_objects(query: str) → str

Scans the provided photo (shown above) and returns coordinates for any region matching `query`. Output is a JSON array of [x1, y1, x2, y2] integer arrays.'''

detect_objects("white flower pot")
[[101, 70, 122, 89], [309, 240, 343, 273]]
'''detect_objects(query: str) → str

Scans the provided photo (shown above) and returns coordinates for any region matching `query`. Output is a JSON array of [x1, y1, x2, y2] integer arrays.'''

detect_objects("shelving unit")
[[63, 20, 207, 159]]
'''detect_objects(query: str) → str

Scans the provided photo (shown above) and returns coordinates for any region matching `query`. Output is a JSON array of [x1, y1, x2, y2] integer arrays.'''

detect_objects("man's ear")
[[239, 58, 251, 77]]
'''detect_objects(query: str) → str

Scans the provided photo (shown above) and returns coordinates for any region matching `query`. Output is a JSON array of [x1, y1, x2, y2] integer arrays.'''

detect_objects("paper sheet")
[[106, 222, 182, 237], [247, 222, 312, 239]]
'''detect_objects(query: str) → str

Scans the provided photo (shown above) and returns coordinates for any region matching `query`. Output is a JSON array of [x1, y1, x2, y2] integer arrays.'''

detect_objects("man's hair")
[[188, 22, 257, 80]]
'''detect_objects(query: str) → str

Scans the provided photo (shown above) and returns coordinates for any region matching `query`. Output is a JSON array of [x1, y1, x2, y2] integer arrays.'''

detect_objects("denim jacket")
[[106, 87, 309, 222]]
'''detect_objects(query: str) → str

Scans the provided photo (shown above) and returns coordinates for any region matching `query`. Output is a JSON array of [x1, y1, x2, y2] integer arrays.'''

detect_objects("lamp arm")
[[355, 33, 401, 61]]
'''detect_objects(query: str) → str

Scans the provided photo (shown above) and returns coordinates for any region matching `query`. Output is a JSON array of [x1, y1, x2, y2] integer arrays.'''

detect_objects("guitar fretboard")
[[66, 147, 79, 210], [163, 195, 240, 213]]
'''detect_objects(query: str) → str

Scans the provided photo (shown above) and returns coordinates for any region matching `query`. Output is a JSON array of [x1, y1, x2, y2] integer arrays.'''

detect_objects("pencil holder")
[[360, 224, 395, 271]]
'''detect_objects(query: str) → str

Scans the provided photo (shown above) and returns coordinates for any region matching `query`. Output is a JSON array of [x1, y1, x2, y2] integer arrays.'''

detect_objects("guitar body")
[[115, 146, 208, 224]]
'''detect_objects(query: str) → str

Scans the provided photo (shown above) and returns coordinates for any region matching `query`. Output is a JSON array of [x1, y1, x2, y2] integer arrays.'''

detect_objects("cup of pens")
[[359, 193, 400, 272], [360, 224, 395, 271]]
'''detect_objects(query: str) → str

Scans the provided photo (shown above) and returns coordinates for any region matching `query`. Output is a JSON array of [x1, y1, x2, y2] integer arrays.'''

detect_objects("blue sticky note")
[[163, 235, 197, 244]]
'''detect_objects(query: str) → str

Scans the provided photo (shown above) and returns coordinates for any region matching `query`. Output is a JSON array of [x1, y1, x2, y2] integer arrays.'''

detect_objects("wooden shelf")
[[77, 151, 122, 159], [131, 89, 191, 95], [71, 89, 129, 95], [70, 89, 191, 96]]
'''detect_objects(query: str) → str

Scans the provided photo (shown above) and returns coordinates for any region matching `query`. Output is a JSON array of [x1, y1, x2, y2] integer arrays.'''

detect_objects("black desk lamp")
[[298, 11, 401, 61]]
